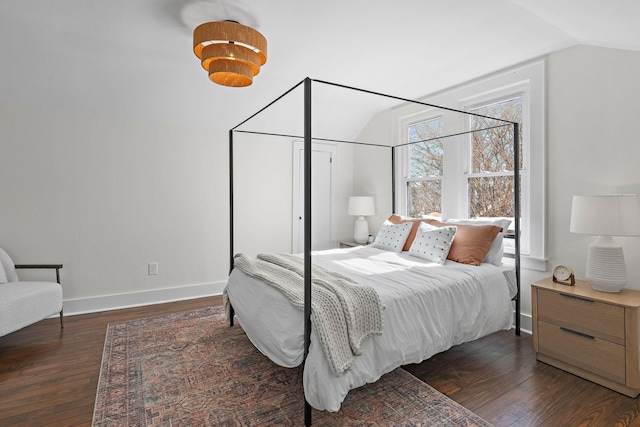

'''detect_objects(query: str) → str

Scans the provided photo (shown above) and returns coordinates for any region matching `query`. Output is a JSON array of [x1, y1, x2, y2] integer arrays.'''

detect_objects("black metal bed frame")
[[227, 77, 521, 426]]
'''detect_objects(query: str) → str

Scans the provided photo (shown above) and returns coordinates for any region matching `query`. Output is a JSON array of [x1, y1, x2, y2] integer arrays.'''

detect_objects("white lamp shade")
[[348, 196, 375, 216], [570, 194, 640, 236]]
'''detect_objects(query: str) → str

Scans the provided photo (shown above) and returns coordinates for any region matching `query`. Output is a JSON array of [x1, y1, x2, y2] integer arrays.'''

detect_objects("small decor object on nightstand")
[[552, 265, 575, 286]]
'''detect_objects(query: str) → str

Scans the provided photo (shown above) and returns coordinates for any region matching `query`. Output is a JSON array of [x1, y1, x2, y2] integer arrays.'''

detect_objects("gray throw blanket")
[[233, 253, 384, 376]]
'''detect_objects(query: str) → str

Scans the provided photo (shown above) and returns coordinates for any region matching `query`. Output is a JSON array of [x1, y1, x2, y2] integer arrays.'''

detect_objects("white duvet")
[[225, 246, 516, 411]]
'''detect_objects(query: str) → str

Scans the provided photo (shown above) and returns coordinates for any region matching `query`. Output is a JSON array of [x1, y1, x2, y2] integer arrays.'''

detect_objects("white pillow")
[[0, 262, 7, 284], [444, 218, 511, 266], [408, 222, 457, 264], [444, 217, 512, 234], [371, 221, 413, 252], [483, 234, 505, 266]]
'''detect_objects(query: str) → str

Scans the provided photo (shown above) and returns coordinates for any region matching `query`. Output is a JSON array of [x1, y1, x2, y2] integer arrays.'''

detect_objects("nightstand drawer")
[[537, 321, 626, 384], [537, 288, 625, 345]]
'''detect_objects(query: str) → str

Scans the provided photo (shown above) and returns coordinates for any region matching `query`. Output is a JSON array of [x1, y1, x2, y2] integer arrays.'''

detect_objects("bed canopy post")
[[391, 146, 396, 213], [303, 77, 313, 427], [513, 122, 521, 336], [228, 129, 236, 326], [229, 129, 235, 275]]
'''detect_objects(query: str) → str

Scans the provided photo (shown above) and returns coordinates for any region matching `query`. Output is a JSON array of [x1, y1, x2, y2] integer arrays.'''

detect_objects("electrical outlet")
[[148, 262, 158, 275]]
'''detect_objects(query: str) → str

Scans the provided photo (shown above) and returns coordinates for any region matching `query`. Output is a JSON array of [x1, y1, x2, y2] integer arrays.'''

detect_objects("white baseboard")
[[518, 312, 533, 335], [60, 283, 535, 339], [61, 281, 227, 316]]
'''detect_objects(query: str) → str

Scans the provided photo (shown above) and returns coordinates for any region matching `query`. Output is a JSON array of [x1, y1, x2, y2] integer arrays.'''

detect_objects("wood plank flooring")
[[1, 297, 639, 426], [404, 329, 640, 426], [0, 297, 220, 427]]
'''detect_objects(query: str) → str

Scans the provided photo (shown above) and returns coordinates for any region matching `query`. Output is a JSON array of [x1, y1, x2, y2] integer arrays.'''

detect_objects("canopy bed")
[[225, 78, 521, 426]]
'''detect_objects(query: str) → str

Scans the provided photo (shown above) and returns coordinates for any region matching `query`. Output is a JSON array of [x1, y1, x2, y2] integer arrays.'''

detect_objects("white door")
[[292, 142, 336, 253]]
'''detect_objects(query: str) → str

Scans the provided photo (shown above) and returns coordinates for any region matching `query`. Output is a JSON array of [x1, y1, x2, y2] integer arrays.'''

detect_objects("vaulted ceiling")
[[1, 0, 638, 132]]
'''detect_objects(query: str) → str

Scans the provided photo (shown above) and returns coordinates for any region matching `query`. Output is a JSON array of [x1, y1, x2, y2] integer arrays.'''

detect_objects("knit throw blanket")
[[233, 253, 384, 376]]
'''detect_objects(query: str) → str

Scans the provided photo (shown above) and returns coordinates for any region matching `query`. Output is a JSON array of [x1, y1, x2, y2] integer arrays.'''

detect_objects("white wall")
[[335, 143, 356, 243], [544, 45, 640, 288], [0, 102, 230, 312], [352, 110, 395, 235]]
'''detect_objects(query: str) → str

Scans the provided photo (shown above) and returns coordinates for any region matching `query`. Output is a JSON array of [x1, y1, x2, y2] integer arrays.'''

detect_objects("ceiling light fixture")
[[193, 20, 267, 87]]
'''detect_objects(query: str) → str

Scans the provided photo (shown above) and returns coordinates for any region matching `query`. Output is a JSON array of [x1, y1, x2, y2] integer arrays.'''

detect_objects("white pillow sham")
[[444, 217, 511, 233], [408, 222, 457, 264], [371, 220, 413, 252]]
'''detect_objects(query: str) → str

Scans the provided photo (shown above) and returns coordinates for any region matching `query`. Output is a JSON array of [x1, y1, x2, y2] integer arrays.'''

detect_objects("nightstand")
[[532, 277, 640, 397], [339, 241, 364, 248]]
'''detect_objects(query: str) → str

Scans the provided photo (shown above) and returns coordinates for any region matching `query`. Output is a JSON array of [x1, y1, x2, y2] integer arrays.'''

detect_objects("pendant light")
[[193, 20, 267, 87]]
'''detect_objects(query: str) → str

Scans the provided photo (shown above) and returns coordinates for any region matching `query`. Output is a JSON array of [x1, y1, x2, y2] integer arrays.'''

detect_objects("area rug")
[[92, 306, 492, 426]]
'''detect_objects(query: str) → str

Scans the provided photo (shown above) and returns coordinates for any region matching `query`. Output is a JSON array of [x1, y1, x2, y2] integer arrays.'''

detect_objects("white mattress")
[[226, 246, 516, 411]]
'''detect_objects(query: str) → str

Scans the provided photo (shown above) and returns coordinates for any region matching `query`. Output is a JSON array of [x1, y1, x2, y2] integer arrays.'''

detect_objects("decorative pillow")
[[371, 220, 413, 252], [426, 219, 501, 266], [0, 261, 7, 284], [387, 214, 429, 251], [408, 222, 457, 264], [444, 218, 512, 266]]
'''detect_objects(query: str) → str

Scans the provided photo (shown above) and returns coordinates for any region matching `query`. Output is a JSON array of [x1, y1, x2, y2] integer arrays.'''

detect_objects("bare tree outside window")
[[407, 118, 443, 217], [468, 98, 522, 219]]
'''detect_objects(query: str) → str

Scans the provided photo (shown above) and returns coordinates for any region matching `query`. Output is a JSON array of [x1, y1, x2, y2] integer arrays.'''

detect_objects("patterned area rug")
[[92, 306, 492, 426]]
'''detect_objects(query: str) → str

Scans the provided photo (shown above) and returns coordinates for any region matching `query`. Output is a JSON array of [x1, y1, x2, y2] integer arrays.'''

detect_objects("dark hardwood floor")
[[1, 297, 639, 426], [404, 330, 640, 426], [0, 296, 220, 427]]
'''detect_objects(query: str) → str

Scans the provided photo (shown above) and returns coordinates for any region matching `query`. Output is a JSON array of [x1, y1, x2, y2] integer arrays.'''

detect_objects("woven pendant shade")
[[193, 20, 267, 87], [209, 59, 254, 87]]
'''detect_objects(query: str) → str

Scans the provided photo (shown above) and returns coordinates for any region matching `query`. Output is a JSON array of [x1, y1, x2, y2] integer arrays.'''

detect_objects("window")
[[406, 117, 443, 217], [394, 60, 546, 271], [467, 97, 522, 221]]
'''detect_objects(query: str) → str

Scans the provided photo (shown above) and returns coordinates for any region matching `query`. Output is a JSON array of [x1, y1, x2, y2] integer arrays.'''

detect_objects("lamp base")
[[586, 236, 627, 293], [353, 216, 369, 244]]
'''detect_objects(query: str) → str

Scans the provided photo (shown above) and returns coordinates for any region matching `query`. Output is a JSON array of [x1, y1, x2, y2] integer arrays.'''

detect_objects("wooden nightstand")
[[339, 241, 364, 248], [532, 277, 640, 397]]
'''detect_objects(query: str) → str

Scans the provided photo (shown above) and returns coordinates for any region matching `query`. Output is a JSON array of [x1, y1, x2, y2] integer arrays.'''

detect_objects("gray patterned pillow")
[[408, 222, 457, 264], [371, 221, 413, 252]]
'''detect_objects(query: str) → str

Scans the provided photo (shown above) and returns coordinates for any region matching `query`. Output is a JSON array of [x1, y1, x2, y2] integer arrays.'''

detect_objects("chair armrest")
[[14, 264, 63, 269], [14, 264, 63, 284]]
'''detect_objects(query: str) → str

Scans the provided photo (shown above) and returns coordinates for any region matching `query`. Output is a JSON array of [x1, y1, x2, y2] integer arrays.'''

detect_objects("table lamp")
[[570, 194, 640, 292], [348, 196, 375, 244]]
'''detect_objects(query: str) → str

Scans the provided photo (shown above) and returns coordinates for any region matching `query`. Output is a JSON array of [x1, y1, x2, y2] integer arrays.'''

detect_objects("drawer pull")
[[560, 294, 594, 303], [560, 327, 595, 340]]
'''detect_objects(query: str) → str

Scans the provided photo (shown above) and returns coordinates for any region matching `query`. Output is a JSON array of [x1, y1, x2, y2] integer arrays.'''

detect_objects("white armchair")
[[0, 248, 64, 337]]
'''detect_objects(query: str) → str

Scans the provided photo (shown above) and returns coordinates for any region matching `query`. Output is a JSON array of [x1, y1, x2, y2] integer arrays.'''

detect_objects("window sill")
[[503, 254, 547, 272]]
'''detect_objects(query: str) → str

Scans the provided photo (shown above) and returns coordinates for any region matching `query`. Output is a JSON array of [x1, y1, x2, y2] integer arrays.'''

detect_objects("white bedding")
[[225, 245, 516, 411]]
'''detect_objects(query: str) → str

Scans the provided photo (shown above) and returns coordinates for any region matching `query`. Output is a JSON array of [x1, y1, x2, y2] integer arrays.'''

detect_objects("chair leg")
[[59, 309, 64, 329]]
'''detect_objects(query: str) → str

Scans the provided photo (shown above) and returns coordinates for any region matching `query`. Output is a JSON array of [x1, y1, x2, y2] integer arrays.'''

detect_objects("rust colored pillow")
[[388, 214, 430, 251], [425, 219, 501, 266]]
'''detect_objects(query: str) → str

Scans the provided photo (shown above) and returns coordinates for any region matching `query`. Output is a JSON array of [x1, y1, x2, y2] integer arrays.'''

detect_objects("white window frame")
[[394, 60, 546, 271], [462, 91, 529, 257], [399, 114, 445, 216]]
